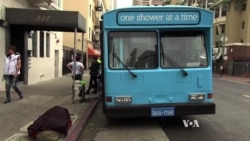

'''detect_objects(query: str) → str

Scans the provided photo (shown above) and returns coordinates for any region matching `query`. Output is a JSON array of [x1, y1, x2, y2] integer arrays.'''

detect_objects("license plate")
[[151, 107, 175, 117]]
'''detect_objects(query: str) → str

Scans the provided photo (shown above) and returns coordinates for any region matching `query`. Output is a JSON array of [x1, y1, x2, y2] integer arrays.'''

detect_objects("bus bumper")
[[105, 102, 215, 118]]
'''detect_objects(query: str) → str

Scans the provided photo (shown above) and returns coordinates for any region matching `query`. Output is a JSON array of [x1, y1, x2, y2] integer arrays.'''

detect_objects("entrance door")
[[10, 26, 25, 82], [55, 50, 59, 78]]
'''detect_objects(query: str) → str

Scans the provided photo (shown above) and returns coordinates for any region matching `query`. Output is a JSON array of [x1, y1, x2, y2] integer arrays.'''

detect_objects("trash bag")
[[28, 106, 72, 140]]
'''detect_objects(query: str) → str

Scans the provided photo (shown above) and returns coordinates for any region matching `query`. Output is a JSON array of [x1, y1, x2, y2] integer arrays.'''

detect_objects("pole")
[[73, 28, 77, 92], [82, 33, 84, 66], [221, 4, 228, 67]]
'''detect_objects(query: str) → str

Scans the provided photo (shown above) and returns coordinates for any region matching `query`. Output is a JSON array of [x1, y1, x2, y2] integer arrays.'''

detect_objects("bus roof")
[[103, 6, 213, 16], [102, 6, 213, 27]]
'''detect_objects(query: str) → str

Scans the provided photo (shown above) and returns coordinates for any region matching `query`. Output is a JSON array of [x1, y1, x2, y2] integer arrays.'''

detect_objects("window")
[[242, 21, 245, 29], [214, 7, 219, 18], [241, 3, 246, 11], [32, 31, 38, 57], [160, 31, 208, 68], [92, 9, 95, 22], [89, 27, 91, 40], [108, 32, 158, 69], [46, 32, 50, 57], [216, 26, 219, 35], [221, 24, 225, 34], [53, 0, 61, 8], [221, 5, 227, 16], [89, 5, 92, 17], [215, 41, 222, 47], [40, 31, 44, 58]]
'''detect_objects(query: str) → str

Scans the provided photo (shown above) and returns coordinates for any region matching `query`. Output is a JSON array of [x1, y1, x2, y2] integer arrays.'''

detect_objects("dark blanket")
[[28, 106, 72, 140]]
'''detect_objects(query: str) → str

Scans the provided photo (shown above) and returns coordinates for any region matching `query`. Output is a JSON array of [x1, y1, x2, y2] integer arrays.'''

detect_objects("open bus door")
[[99, 20, 106, 113]]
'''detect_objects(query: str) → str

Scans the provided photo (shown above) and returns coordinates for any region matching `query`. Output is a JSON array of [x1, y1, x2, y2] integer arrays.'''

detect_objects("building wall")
[[212, 0, 250, 77], [170, 0, 182, 5], [63, 0, 107, 69], [0, 0, 64, 89], [243, 0, 250, 43], [0, 27, 6, 91], [63, 0, 88, 52], [226, 2, 243, 44], [112, 0, 117, 9], [103, 0, 111, 11], [28, 31, 63, 84]]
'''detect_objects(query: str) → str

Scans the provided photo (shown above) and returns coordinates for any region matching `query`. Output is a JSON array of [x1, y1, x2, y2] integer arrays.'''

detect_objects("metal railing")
[[232, 62, 250, 77]]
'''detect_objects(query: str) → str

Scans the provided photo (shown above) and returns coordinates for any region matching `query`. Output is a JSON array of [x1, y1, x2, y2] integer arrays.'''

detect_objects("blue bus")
[[100, 6, 215, 119]]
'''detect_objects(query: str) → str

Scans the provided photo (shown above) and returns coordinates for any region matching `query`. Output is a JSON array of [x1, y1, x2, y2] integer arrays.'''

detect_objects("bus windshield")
[[108, 31, 158, 69], [160, 31, 208, 68]]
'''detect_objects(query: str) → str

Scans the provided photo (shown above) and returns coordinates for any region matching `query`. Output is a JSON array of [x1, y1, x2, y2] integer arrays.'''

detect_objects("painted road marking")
[[5, 133, 64, 141], [4, 133, 32, 141], [243, 95, 250, 98]]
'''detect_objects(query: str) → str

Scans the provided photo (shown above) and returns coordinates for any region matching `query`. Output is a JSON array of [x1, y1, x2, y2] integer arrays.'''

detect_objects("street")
[[80, 78, 250, 141]]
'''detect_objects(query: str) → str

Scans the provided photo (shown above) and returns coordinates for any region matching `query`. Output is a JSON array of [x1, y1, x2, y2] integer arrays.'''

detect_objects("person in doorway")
[[3, 46, 23, 104], [85, 57, 101, 94], [67, 56, 85, 81]]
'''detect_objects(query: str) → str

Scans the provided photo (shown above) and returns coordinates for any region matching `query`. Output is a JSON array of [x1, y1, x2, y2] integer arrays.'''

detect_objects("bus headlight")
[[189, 94, 205, 101], [115, 96, 132, 104]]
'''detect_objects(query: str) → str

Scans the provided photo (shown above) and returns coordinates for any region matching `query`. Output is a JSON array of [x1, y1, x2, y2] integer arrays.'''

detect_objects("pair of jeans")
[[4, 75, 22, 101]]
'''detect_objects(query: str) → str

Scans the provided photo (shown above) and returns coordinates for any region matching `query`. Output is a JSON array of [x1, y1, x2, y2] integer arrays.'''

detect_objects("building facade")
[[133, 0, 165, 6], [63, 0, 110, 73], [0, 0, 64, 91], [211, 0, 250, 77]]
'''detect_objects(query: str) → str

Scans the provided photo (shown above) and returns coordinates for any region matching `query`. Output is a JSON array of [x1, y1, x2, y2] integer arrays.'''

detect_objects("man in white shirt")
[[3, 46, 23, 104], [67, 56, 85, 81]]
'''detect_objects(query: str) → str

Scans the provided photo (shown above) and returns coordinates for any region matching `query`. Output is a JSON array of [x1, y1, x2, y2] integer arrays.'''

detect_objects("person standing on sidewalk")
[[85, 57, 101, 94], [67, 56, 85, 81], [3, 46, 23, 104]]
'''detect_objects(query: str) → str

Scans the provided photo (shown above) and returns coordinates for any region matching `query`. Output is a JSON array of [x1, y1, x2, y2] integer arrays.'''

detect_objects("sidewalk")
[[0, 72, 98, 141], [213, 73, 250, 83]]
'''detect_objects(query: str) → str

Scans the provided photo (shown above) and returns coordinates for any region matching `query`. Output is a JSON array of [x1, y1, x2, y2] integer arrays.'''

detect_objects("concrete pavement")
[[0, 72, 99, 141], [213, 73, 250, 83]]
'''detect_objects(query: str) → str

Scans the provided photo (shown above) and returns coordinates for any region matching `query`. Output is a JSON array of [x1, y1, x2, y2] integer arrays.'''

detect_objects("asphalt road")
[[80, 78, 250, 141], [160, 78, 250, 141]]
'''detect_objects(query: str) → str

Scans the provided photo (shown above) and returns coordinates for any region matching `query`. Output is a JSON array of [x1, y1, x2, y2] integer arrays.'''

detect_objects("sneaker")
[[85, 91, 89, 94], [4, 100, 11, 104]]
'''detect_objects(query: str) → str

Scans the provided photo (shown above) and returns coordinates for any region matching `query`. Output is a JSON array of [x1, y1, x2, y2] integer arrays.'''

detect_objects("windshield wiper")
[[160, 43, 188, 76], [113, 53, 137, 78]]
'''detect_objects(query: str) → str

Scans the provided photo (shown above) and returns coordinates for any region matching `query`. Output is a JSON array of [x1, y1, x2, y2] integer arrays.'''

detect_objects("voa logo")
[[183, 119, 200, 128]]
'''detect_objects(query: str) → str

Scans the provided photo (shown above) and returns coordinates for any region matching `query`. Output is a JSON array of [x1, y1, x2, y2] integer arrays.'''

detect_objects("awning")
[[88, 47, 101, 56], [5, 8, 86, 32]]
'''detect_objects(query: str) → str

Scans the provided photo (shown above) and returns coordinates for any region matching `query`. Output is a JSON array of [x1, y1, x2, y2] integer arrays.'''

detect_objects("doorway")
[[10, 26, 25, 82]]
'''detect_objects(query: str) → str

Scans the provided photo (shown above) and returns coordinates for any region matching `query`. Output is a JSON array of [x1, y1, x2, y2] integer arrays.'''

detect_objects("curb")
[[65, 97, 101, 141]]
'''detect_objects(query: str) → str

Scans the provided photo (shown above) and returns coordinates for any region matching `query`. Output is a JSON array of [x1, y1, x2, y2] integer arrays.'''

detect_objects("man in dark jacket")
[[86, 57, 100, 94]]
